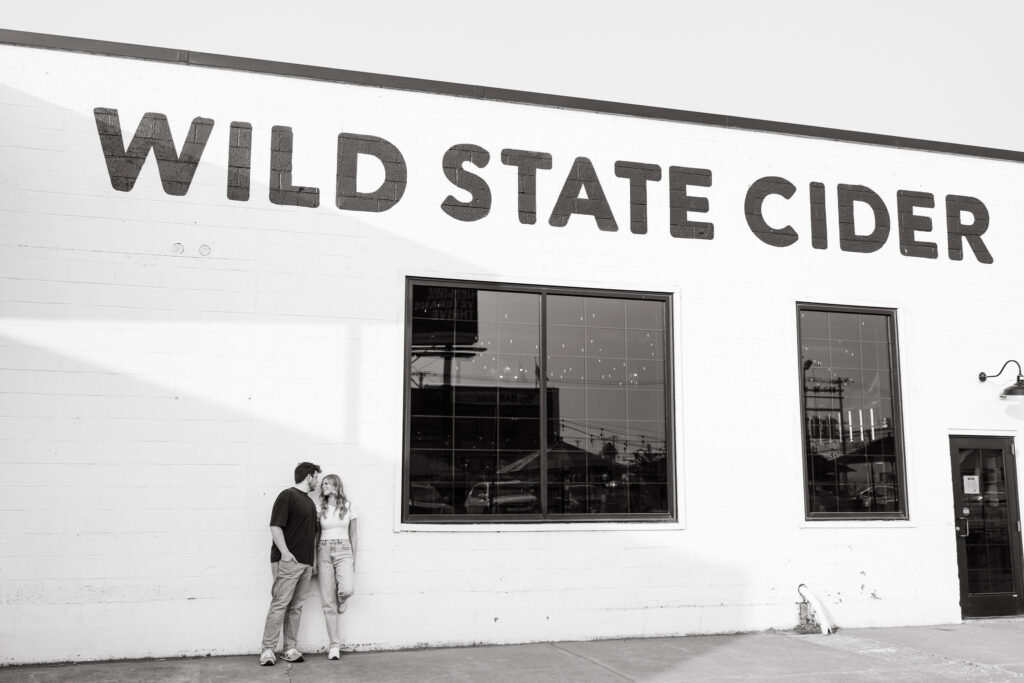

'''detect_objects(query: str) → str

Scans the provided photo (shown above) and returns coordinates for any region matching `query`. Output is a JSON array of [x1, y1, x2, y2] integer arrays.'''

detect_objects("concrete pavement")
[[5, 618, 1024, 681]]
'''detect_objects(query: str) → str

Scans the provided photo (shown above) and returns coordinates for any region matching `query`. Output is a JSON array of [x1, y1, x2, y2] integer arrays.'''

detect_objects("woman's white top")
[[320, 502, 358, 541]]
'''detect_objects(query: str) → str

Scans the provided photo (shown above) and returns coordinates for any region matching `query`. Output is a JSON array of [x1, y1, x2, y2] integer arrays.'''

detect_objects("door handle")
[[957, 517, 970, 538]]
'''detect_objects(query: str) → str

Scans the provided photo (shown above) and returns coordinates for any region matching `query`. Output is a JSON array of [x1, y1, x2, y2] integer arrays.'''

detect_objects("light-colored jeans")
[[317, 539, 354, 649], [261, 558, 313, 651]]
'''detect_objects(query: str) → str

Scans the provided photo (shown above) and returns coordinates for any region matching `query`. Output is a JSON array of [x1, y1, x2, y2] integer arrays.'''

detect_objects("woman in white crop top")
[[314, 473, 358, 660]]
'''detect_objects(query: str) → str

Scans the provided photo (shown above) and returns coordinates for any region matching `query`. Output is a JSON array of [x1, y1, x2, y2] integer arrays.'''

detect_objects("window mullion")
[[539, 292, 549, 517]]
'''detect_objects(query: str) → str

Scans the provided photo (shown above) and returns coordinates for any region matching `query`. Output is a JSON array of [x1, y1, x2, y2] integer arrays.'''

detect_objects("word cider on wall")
[[92, 109, 993, 264]]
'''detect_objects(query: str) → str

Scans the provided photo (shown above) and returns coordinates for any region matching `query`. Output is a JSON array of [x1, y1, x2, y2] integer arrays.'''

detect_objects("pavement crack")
[[548, 643, 635, 681]]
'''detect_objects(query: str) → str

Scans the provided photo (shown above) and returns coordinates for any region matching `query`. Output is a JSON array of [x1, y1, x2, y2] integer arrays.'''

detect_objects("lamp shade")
[[1001, 380, 1024, 399]]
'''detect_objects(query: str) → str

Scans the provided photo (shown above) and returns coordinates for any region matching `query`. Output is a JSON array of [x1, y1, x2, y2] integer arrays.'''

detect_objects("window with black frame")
[[798, 304, 906, 519], [405, 280, 673, 522]]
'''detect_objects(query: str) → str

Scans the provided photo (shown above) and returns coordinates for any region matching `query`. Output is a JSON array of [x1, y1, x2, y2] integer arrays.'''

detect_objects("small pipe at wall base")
[[798, 583, 836, 635]]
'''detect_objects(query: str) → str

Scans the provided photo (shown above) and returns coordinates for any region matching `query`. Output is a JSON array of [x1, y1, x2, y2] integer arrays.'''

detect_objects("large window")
[[404, 279, 674, 522], [798, 303, 907, 519]]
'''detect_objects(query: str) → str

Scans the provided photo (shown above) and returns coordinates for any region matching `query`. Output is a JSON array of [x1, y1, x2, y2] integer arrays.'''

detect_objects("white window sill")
[[394, 520, 686, 532], [799, 519, 915, 529]]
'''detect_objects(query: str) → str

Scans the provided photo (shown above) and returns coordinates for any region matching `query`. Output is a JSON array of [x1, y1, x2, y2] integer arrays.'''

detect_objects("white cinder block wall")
[[2, 42, 1023, 665]]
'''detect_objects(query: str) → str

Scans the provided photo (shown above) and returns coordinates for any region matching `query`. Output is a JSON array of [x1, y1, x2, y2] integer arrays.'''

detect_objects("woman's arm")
[[349, 519, 358, 571], [312, 527, 320, 575]]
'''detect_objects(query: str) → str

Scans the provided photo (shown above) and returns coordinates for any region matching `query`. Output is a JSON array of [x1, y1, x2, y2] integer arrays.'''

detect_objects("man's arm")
[[270, 526, 294, 562]]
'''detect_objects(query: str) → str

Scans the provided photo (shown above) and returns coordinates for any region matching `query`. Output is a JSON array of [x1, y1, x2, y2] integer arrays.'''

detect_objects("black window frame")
[[797, 302, 908, 521], [402, 277, 676, 524]]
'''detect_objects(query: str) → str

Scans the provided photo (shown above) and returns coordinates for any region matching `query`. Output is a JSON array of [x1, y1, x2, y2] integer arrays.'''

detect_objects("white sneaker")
[[328, 645, 340, 660], [282, 647, 304, 663], [259, 649, 276, 666]]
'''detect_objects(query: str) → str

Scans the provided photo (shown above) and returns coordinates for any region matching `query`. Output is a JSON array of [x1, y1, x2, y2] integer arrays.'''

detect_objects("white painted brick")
[[0, 509, 75, 534], [1, 463, 127, 488], [0, 102, 68, 129]]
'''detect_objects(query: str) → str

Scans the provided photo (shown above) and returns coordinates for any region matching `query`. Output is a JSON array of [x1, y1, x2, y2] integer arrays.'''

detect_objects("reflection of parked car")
[[464, 481, 538, 514], [809, 485, 862, 513], [409, 483, 455, 514], [857, 484, 899, 510], [564, 484, 605, 513]]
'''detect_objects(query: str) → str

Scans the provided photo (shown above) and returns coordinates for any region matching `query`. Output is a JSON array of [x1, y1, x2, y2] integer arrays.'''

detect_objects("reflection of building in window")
[[798, 304, 906, 519], [405, 280, 673, 522]]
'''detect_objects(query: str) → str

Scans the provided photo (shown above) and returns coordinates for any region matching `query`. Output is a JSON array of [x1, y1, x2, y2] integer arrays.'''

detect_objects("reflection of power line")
[[410, 369, 666, 387], [412, 355, 665, 367], [410, 345, 489, 359], [411, 344, 489, 387], [558, 420, 666, 449], [559, 424, 665, 444], [560, 418, 662, 436]]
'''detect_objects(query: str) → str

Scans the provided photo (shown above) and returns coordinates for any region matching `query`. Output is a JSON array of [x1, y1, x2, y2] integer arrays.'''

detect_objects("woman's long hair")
[[319, 473, 350, 519]]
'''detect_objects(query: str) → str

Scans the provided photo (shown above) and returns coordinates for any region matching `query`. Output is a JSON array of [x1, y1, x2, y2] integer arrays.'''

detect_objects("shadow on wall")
[[0, 331, 759, 667], [0, 79, 762, 667], [0, 330, 380, 661], [1003, 401, 1024, 421]]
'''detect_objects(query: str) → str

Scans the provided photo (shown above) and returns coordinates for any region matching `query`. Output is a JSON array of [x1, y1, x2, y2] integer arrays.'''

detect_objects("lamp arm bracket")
[[979, 360, 1024, 383]]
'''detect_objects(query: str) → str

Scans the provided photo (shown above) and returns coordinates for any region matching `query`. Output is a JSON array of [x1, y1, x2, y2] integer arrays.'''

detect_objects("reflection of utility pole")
[[803, 358, 853, 457]]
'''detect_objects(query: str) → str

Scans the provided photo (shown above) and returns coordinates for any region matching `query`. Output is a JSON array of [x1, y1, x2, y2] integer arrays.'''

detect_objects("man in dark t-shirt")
[[259, 462, 321, 666]]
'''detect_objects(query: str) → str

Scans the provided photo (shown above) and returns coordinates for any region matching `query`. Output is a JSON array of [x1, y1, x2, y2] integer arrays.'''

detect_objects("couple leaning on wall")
[[258, 462, 358, 666]]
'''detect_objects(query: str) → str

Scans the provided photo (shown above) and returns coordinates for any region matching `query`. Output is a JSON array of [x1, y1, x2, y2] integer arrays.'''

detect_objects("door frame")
[[949, 434, 1024, 617]]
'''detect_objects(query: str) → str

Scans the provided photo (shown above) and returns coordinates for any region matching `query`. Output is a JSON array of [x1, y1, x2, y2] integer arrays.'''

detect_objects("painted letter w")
[[93, 108, 213, 196]]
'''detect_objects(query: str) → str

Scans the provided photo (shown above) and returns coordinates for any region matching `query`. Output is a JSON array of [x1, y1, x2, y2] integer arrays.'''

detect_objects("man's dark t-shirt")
[[269, 487, 318, 566]]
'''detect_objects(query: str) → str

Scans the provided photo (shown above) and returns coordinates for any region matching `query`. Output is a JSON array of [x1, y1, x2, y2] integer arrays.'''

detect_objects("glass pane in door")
[[957, 448, 1013, 594]]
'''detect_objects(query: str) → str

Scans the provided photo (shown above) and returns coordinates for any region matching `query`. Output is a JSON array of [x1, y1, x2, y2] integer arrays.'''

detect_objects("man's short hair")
[[294, 461, 321, 484]]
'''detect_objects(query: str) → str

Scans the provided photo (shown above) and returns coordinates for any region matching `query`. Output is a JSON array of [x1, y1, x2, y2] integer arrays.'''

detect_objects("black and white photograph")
[[3, 2, 1024, 680]]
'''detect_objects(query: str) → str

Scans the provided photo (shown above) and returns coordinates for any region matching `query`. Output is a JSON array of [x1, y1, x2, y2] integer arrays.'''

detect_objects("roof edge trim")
[[2, 28, 1021, 164]]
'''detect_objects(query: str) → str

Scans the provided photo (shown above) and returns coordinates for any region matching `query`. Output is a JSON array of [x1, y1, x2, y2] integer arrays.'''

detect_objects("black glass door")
[[949, 436, 1023, 617]]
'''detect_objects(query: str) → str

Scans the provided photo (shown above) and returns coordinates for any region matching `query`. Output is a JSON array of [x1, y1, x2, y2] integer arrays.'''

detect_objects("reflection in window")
[[406, 281, 673, 522], [798, 304, 906, 519], [957, 448, 1013, 594]]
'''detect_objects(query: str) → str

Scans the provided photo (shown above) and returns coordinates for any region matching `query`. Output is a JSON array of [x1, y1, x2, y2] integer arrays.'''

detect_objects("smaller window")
[[798, 304, 907, 519]]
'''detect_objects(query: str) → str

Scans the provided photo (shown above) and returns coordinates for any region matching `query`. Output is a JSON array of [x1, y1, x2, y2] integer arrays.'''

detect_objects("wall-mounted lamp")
[[979, 360, 1024, 399]]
